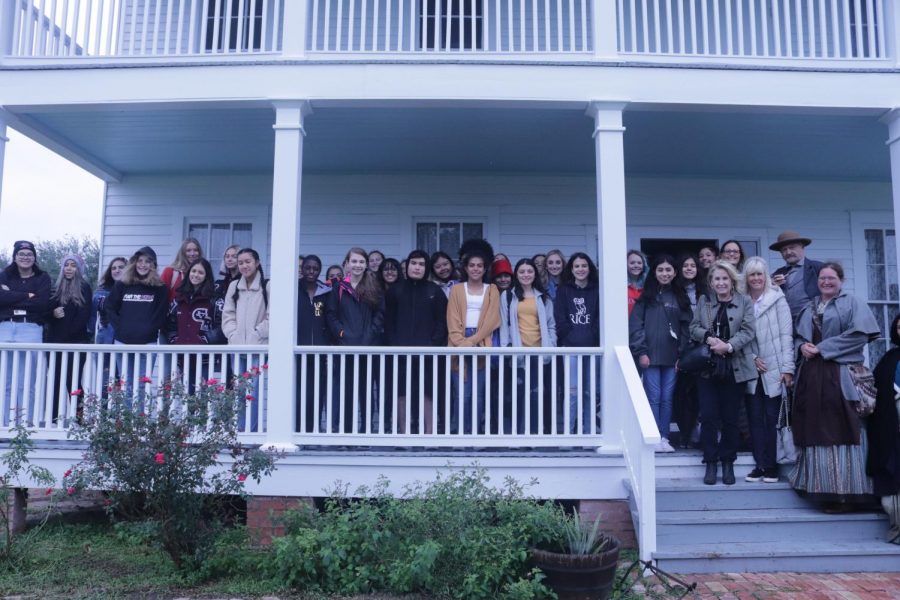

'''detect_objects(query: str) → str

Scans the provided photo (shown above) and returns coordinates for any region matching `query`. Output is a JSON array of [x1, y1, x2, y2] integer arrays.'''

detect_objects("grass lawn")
[[0, 516, 665, 600]]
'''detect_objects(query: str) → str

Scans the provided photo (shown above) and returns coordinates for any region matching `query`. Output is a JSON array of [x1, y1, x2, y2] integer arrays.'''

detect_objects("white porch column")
[[883, 108, 900, 287], [0, 111, 9, 208], [586, 101, 628, 449], [280, 0, 309, 57], [265, 100, 311, 451], [591, 0, 619, 59]]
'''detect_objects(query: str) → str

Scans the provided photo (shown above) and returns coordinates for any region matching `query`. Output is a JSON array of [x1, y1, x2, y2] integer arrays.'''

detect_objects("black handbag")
[[679, 342, 712, 373]]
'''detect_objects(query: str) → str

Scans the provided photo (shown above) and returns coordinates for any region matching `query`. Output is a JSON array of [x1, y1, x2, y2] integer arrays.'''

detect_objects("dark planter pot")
[[529, 537, 621, 600]]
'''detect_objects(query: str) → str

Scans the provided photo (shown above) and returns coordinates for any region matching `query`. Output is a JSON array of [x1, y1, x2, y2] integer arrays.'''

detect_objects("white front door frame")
[[627, 225, 771, 261]]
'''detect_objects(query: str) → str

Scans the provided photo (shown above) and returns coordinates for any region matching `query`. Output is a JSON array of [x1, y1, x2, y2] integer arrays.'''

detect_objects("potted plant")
[[529, 508, 621, 600]]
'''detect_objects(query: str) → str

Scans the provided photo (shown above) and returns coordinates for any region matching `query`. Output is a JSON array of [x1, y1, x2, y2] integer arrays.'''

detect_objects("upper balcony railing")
[[0, 0, 896, 64]]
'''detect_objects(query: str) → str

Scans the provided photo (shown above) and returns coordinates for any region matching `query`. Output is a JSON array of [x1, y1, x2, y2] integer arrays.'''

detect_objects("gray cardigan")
[[689, 293, 757, 384], [499, 290, 557, 365]]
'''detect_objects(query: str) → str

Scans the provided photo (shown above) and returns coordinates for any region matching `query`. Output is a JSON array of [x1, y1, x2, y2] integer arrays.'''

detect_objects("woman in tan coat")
[[447, 251, 500, 434], [222, 248, 269, 432]]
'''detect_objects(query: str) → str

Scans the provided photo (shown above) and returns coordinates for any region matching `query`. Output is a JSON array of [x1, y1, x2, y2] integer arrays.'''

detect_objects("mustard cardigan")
[[447, 282, 501, 347]]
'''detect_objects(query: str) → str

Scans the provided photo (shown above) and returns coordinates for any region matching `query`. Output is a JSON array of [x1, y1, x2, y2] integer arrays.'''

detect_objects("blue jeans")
[[450, 328, 485, 434], [643, 366, 677, 440], [514, 355, 545, 435], [0, 320, 43, 426], [568, 355, 601, 434]]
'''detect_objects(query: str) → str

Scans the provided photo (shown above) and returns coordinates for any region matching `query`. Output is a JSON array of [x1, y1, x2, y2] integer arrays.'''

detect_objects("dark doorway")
[[640, 238, 719, 262]]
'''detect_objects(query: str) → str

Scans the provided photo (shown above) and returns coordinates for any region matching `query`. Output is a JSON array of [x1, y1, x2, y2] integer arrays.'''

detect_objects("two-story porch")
[[2, 0, 900, 570]]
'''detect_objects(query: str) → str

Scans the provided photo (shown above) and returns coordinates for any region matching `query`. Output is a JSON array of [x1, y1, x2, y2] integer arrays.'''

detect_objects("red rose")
[[206, 378, 219, 385], [215, 385, 225, 393], [139, 376, 152, 384], [245, 394, 255, 401], [237, 473, 247, 482], [261, 363, 269, 370], [45, 488, 53, 496], [242, 371, 252, 379], [70, 389, 83, 397], [154, 453, 165, 464], [64, 469, 72, 477], [66, 487, 75, 496]]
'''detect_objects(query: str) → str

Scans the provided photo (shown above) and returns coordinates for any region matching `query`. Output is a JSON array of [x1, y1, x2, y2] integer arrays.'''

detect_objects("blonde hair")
[[738, 256, 772, 295], [121, 258, 163, 286], [707, 260, 740, 292], [168, 237, 203, 273]]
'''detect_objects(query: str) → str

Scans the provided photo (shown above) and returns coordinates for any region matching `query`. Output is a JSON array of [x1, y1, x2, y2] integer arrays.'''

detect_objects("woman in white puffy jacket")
[[740, 256, 795, 483]]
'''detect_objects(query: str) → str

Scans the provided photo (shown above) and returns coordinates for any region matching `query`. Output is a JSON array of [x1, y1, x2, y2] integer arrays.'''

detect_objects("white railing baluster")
[[36, 0, 47, 55], [663, 0, 672, 53], [347, 0, 355, 50], [817, 0, 826, 55], [382, 0, 388, 50], [579, 0, 585, 50], [311, 0, 320, 49], [751, 0, 760, 55], [558, 0, 564, 50], [688, 0, 697, 53], [211, 0, 222, 52], [794, 0, 804, 56], [712, 0, 721, 53], [725, 0, 733, 54], [852, 0, 861, 57], [223, 0, 234, 52], [360, 0, 367, 50], [736, 0, 745, 55], [829, 0, 839, 56], [517, 0, 523, 50], [874, 0, 884, 58], [639, 0, 647, 51], [532, 0, 537, 50], [248, 0, 257, 52], [652, 0, 660, 52], [412, 0, 417, 51], [324, 0, 332, 50], [699, 0, 709, 53], [150, 0, 161, 54]]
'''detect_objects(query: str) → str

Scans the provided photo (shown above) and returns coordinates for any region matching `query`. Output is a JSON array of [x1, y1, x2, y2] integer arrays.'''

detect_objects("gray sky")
[[0, 130, 104, 254]]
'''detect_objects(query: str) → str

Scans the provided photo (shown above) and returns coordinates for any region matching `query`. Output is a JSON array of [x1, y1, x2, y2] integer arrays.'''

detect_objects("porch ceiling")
[[11, 104, 892, 180]]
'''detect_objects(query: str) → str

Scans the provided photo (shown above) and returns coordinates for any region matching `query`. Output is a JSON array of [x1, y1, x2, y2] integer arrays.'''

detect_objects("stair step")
[[656, 477, 810, 510], [657, 507, 888, 544], [653, 539, 900, 573], [654, 452, 758, 478]]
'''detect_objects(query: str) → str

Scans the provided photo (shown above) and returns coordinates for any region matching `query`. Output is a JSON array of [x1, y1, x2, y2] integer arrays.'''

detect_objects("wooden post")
[[586, 101, 628, 450], [280, 0, 309, 57], [265, 100, 311, 451]]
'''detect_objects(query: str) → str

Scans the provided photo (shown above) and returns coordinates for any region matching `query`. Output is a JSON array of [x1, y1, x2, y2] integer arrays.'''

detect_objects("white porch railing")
[[0, 343, 268, 439], [618, 0, 889, 60], [308, 0, 592, 53], [0, 343, 603, 447], [613, 344, 658, 562], [6, 0, 283, 57], [292, 345, 602, 446]]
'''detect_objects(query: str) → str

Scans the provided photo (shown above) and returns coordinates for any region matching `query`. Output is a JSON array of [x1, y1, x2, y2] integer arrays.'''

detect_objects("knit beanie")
[[61, 253, 86, 275], [492, 257, 513, 277]]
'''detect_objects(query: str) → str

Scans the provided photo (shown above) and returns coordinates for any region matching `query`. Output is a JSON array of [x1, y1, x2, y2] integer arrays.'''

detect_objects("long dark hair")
[[99, 256, 127, 290], [561, 252, 598, 286], [232, 248, 266, 304], [719, 239, 746, 270], [676, 253, 707, 303], [176, 258, 215, 301], [430, 251, 455, 283], [511, 257, 547, 302], [640, 254, 690, 311]]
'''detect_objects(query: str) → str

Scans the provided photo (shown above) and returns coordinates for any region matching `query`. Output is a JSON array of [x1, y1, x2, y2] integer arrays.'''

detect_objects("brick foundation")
[[577, 499, 636, 549], [246, 496, 314, 545]]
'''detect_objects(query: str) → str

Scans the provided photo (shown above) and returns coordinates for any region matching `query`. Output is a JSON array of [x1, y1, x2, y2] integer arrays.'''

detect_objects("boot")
[[703, 462, 718, 485], [722, 462, 735, 485]]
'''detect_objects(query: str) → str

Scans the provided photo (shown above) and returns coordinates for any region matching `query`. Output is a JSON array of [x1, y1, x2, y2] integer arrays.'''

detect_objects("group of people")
[[627, 231, 900, 539]]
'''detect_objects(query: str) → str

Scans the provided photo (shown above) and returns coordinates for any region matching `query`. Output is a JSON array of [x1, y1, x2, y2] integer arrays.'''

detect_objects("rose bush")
[[65, 373, 278, 570]]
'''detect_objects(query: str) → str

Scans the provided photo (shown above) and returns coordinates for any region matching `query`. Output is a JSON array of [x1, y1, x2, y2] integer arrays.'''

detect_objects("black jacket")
[[629, 287, 691, 367], [325, 279, 384, 346], [869, 346, 900, 496], [554, 281, 600, 347], [104, 280, 168, 344], [0, 265, 52, 325], [298, 280, 332, 346], [772, 258, 824, 307], [384, 278, 448, 347], [47, 281, 93, 343]]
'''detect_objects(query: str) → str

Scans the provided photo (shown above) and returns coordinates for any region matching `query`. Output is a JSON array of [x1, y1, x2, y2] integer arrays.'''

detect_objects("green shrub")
[[64, 375, 278, 571], [269, 467, 565, 599]]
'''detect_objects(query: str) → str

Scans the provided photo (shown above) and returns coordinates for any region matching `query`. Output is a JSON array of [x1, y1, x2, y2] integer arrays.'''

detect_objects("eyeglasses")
[[721, 249, 740, 255], [16, 252, 35, 258]]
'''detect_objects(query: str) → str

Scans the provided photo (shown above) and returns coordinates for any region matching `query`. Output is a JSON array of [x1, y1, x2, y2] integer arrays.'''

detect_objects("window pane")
[[870, 303, 886, 334], [232, 224, 253, 250], [417, 223, 437, 256], [439, 223, 461, 256], [888, 304, 900, 333], [887, 230, 897, 267], [869, 339, 886, 369], [889, 266, 899, 303], [866, 229, 884, 265], [462, 222, 484, 244], [868, 265, 886, 300], [188, 224, 210, 258]]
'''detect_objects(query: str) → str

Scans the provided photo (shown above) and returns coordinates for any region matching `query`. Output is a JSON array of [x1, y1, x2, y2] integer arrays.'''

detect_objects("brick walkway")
[[633, 572, 900, 599]]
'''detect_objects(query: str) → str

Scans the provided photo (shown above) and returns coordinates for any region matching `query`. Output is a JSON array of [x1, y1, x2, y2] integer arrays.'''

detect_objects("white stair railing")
[[614, 344, 658, 562]]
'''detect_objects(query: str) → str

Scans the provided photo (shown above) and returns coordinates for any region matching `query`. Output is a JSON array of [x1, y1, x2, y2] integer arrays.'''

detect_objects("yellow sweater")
[[447, 283, 500, 347]]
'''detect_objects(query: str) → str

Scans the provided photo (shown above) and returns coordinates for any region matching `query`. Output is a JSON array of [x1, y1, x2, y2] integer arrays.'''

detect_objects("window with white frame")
[[416, 221, 485, 257], [188, 223, 253, 268], [420, 0, 484, 50], [864, 228, 899, 366]]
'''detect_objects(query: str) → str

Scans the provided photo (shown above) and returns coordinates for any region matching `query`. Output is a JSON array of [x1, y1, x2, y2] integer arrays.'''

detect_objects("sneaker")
[[745, 468, 765, 482], [654, 439, 674, 453], [762, 470, 779, 483]]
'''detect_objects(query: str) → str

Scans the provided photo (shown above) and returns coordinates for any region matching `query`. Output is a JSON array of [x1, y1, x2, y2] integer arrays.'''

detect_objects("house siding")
[[103, 173, 893, 298]]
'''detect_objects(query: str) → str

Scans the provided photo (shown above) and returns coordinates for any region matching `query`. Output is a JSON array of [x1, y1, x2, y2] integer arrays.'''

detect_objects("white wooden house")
[[1, 0, 900, 572]]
